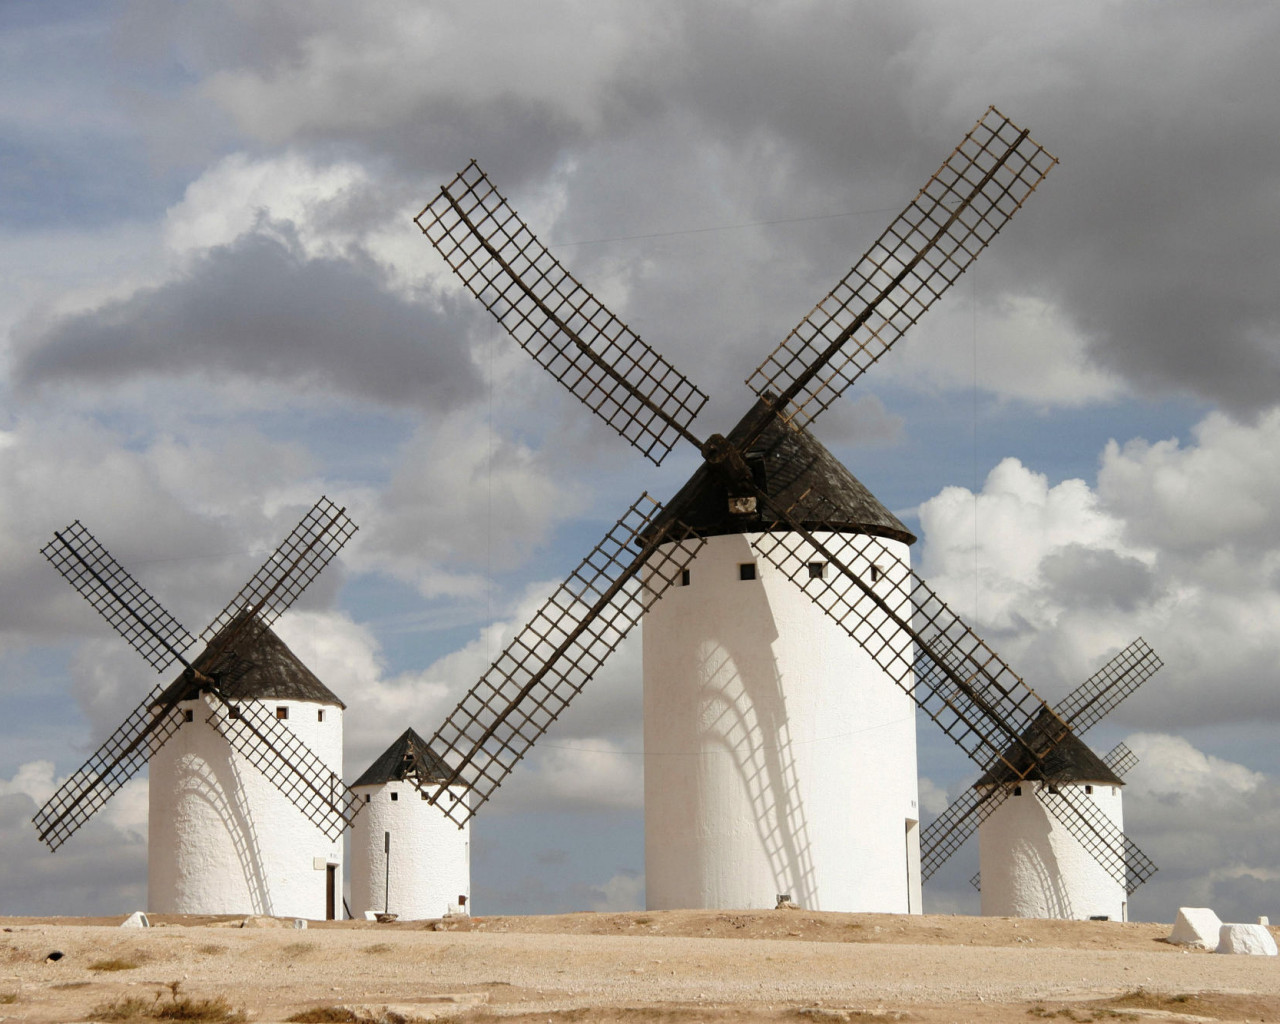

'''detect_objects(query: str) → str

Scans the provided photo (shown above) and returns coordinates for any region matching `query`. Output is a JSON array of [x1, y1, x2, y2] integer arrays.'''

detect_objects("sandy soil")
[[1, 910, 1278, 1024]]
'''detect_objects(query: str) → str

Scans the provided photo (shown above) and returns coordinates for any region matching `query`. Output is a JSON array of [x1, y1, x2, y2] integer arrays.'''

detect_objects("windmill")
[[349, 728, 471, 920], [411, 106, 1158, 911], [921, 637, 1162, 919], [35, 497, 362, 918]]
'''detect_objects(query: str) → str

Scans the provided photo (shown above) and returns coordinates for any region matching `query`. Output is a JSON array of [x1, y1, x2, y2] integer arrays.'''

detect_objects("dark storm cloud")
[[12, 224, 483, 410]]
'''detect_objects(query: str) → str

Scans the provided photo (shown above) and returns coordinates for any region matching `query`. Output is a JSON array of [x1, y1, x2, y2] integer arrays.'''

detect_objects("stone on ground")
[[119, 911, 150, 928], [1216, 922, 1278, 956], [1168, 907, 1221, 949]]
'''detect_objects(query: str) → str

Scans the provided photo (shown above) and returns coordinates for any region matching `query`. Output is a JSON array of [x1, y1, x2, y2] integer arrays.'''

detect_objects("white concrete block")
[[1168, 907, 1222, 949], [119, 911, 150, 928], [1216, 923, 1278, 956]]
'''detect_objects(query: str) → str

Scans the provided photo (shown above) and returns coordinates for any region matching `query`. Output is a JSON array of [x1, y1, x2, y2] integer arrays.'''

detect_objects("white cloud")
[[913, 413, 1280, 725], [588, 869, 644, 912]]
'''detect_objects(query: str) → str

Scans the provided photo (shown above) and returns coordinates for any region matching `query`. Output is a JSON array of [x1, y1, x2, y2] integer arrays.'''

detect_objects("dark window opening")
[[680, 568, 690, 587], [739, 563, 757, 581], [1013, 785, 1022, 796], [229, 705, 241, 720], [183, 709, 194, 723], [421, 791, 429, 800], [807, 561, 826, 579], [1084, 785, 1093, 794], [390, 791, 399, 801], [871, 565, 882, 583], [317, 709, 325, 722], [745, 453, 767, 492], [276, 706, 289, 720], [364, 794, 371, 803]]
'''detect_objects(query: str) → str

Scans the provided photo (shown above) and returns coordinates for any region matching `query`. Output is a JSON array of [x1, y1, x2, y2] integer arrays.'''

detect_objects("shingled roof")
[[155, 613, 345, 709], [974, 707, 1124, 788], [352, 728, 453, 788], [643, 396, 915, 544]]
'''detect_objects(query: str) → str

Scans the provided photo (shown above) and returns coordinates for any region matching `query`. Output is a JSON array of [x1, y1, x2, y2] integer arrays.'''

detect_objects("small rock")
[[293, 919, 308, 930], [44, 951, 64, 963], [1168, 907, 1221, 949], [1216, 923, 1278, 956], [240, 915, 287, 929]]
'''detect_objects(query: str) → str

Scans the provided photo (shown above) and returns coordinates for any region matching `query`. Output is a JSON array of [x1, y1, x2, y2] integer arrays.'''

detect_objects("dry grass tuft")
[[361, 941, 393, 954], [90, 957, 143, 971], [0, 991, 17, 1004], [93, 984, 246, 1023], [285, 1007, 359, 1023], [282, 941, 318, 958]]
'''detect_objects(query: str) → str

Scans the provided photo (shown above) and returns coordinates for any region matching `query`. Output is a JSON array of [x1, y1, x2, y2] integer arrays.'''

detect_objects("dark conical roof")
[[352, 728, 452, 788], [155, 613, 345, 709], [643, 397, 915, 544], [975, 707, 1123, 788]]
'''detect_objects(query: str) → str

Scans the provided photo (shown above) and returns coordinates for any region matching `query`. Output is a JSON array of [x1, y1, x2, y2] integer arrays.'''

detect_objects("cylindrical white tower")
[[642, 401, 922, 913], [148, 624, 345, 919], [976, 721, 1127, 920], [350, 729, 471, 921]]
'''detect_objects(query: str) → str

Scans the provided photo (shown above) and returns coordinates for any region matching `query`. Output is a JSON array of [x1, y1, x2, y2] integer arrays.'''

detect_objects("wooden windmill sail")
[[412, 107, 1158, 902], [34, 497, 362, 854]]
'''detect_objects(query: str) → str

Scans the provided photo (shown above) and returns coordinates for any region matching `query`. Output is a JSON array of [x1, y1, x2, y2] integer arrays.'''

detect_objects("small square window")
[[739, 563, 757, 581], [183, 709, 194, 723], [317, 709, 325, 722], [276, 706, 289, 720], [421, 791, 429, 800], [1013, 785, 1022, 796], [680, 568, 690, 587], [229, 705, 241, 720], [364, 793, 371, 803], [390, 791, 399, 802], [1084, 785, 1093, 794], [870, 565, 882, 583], [807, 561, 825, 579]]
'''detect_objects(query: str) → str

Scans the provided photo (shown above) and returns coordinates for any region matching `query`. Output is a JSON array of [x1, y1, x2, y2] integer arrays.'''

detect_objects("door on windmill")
[[326, 864, 336, 921]]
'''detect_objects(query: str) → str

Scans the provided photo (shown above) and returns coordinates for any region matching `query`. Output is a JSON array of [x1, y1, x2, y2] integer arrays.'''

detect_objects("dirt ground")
[[1, 909, 1278, 1024]]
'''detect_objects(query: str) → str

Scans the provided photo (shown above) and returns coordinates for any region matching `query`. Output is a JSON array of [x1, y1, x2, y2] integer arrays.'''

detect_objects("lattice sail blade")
[[205, 697, 362, 840], [969, 871, 982, 892], [1054, 638, 1162, 735], [748, 517, 1054, 774], [1040, 783, 1157, 894], [919, 784, 1010, 881], [1103, 742, 1140, 778], [42, 522, 196, 674], [32, 683, 187, 850], [747, 107, 1057, 430], [416, 162, 709, 465], [200, 497, 357, 647], [421, 494, 704, 825]]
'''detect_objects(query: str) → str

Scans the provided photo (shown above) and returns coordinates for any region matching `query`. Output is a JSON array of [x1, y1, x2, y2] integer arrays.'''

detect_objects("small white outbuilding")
[[642, 400, 922, 913], [148, 621, 345, 919], [349, 728, 470, 920], [977, 711, 1127, 921]]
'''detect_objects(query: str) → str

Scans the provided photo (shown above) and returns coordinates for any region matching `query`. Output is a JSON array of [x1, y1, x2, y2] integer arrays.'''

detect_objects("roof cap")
[[352, 728, 453, 788]]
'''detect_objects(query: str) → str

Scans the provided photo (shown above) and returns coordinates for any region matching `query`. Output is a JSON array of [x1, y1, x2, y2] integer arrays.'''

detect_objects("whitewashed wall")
[[978, 781, 1127, 920], [643, 531, 921, 913], [148, 695, 343, 918], [349, 780, 470, 920]]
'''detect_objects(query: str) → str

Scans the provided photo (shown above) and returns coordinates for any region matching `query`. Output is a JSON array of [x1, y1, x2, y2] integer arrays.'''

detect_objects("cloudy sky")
[[3, 1, 1279, 923]]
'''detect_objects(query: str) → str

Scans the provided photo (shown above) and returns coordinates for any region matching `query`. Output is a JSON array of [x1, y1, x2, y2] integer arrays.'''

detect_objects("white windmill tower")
[[350, 728, 471, 920], [641, 400, 921, 911], [35, 498, 363, 920], [409, 108, 1158, 913], [920, 639, 1160, 920], [976, 714, 1127, 920]]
